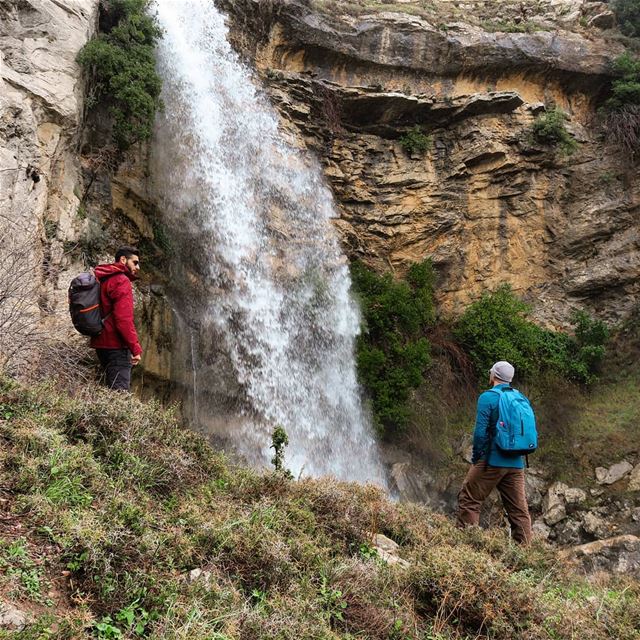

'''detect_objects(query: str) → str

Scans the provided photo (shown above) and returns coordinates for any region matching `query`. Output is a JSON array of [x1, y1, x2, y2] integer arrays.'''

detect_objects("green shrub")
[[454, 285, 608, 384], [78, 0, 163, 150], [531, 107, 578, 154], [351, 260, 435, 437], [399, 126, 432, 156], [613, 0, 640, 37]]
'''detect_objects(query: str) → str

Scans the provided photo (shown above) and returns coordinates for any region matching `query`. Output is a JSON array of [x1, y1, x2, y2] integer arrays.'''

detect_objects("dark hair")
[[115, 245, 140, 261]]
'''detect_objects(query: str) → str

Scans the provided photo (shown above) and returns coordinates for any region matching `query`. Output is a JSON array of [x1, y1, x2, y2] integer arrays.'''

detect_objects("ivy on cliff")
[[351, 260, 435, 438], [78, 0, 162, 150]]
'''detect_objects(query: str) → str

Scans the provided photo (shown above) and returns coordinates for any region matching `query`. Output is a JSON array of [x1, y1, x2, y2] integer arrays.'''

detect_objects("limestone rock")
[[560, 535, 640, 578], [373, 534, 410, 569], [583, 512, 610, 539], [186, 568, 212, 585], [0, 602, 30, 631], [542, 482, 568, 526], [532, 518, 551, 540], [554, 518, 584, 546], [219, 0, 640, 327], [595, 461, 634, 485], [564, 487, 587, 506]]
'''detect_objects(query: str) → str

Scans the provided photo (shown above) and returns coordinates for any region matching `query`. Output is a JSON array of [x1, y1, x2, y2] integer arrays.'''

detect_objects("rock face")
[[219, 0, 640, 326], [0, 0, 99, 372], [561, 535, 640, 578]]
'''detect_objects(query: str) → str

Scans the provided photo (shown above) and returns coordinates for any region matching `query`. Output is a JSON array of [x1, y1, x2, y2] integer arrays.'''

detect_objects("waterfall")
[[151, 0, 386, 486]]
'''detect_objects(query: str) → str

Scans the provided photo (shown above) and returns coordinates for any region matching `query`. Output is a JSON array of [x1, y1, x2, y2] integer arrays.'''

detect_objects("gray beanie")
[[489, 361, 515, 383]]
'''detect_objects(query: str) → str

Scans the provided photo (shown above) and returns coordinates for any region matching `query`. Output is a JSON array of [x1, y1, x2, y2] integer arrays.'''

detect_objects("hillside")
[[1, 378, 639, 639]]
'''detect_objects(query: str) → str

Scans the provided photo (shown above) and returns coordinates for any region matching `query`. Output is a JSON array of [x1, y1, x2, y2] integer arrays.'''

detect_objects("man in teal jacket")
[[457, 361, 532, 544]]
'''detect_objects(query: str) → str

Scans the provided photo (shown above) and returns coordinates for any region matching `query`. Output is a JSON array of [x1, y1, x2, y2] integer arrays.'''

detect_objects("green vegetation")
[[0, 378, 639, 639], [481, 20, 547, 33], [454, 285, 609, 384], [77, 0, 162, 150], [351, 261, 435, 437], [606, 52, 640, 109], [601, 52, 640, 155], [614, 0, 640, 38], [531, 107, 578, 155], [399, 126, 432, 156]]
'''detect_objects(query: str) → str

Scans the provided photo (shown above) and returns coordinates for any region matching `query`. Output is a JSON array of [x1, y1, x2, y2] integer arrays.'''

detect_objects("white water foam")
[[151, 0, 386, 486]]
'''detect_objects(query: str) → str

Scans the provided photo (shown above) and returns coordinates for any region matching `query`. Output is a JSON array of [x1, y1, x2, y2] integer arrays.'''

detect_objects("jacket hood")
[[94, 262, 136, 281]]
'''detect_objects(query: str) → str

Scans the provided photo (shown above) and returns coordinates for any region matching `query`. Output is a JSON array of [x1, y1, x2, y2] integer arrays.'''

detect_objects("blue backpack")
[[490, 387, 538, 456]]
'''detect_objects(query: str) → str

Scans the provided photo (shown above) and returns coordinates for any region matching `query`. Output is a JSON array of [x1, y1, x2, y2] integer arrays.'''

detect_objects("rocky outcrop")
[[0, 0, 98, 372], [220, 0, 640, 326], [561, 535, 640, 578]]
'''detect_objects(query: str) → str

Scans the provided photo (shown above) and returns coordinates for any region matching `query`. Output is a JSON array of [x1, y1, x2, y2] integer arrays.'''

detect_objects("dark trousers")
[[457, 462, 532, 545], [96, 349, 132, 391]]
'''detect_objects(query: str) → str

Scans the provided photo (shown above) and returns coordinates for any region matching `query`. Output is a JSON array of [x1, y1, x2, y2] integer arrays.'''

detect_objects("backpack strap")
[[485, 386, 514, 466]]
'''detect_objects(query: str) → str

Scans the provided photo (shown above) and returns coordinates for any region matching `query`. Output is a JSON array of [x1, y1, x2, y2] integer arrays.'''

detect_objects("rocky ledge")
[[219, 0, 640, 326]]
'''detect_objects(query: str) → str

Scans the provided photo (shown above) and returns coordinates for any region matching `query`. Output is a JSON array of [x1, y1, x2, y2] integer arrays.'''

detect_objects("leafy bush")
[[531, 107, 578, 154], [613, 0, 640, 37], [454, 285, 609, 384], [399, 126, 432, 156], [78, 0, 163, 150], [602, 53, 640, 154], [351, 260, 435, 437]]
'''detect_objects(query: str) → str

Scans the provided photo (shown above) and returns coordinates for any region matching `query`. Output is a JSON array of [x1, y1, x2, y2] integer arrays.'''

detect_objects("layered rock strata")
[[219, 0, 640, 326]]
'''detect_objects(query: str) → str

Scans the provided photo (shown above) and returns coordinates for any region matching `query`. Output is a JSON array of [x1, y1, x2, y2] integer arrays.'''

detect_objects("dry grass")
[[0, 377, 638, 639]]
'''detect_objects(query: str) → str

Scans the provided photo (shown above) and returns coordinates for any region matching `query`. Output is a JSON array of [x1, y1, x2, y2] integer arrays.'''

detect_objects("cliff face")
[[0, 0, 98, 370], [219, 0, 639, 326]]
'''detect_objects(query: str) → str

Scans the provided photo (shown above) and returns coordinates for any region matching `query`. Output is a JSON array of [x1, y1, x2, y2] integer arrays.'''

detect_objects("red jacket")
[[90, 263, 142, 356]]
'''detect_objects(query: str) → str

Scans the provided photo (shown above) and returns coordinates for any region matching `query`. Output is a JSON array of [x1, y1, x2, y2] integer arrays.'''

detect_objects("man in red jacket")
[[90, 246, 143, 391]]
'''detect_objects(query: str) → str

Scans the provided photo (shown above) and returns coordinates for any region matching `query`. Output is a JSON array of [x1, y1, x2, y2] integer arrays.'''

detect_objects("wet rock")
[[560, 535, 640, 578], [373, 534, 410, 569], [595, 461, 634, 485], [0, 602, 30, 631]]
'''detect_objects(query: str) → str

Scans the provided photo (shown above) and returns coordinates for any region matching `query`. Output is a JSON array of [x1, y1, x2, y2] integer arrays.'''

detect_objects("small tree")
[[399, 126, 432, 157], [531, 107, 578, 155], [270, 426, 292, 477]]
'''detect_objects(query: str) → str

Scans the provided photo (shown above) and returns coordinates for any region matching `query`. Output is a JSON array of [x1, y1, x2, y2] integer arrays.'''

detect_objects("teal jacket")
[[471, 383, 524, 469]]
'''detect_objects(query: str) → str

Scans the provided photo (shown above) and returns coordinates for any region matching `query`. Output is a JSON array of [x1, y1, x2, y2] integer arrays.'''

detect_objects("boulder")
[[532, 519, 551, 540], [560, 535, 640, 578], [564, 487, 587, 506], [582, 512, 610, 539], [595, 461, 634, 485], [542, 482, 568, 526], [554, 518, 584, 546]]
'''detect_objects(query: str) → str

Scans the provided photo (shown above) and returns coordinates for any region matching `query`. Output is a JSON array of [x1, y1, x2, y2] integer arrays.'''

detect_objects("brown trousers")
[[457, 462, 532, 545]]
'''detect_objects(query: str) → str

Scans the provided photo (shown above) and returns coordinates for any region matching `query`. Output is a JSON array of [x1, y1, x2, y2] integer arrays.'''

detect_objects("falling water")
[[151, 0, 386, 485]]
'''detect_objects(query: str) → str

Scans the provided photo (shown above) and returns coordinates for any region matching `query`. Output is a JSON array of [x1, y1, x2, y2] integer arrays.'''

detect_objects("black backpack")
[[68, 272, 119, 337]]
